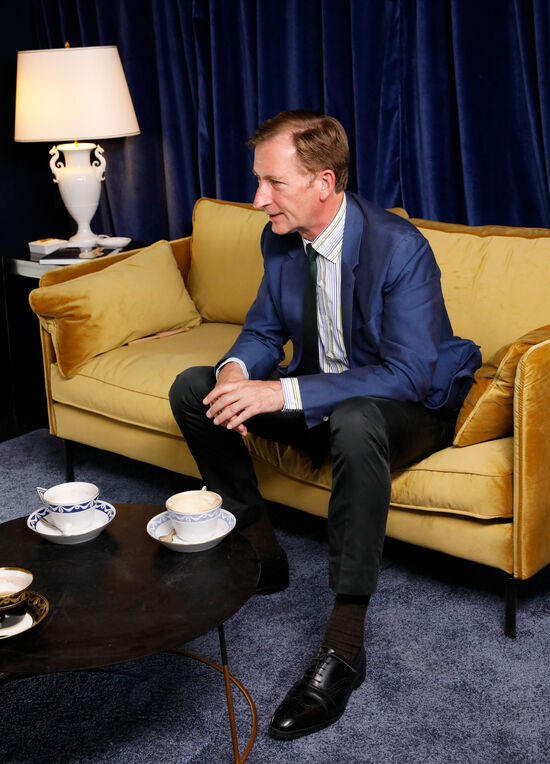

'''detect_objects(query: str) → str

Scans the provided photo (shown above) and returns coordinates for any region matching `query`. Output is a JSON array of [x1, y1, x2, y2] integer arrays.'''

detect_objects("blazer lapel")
[[341, 195, 364, 362], [280, 235, 306, 340]]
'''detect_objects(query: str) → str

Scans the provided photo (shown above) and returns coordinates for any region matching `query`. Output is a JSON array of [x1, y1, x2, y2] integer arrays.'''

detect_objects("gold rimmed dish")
[[0, 567, 34, 610], [0, 590, 49, 639]]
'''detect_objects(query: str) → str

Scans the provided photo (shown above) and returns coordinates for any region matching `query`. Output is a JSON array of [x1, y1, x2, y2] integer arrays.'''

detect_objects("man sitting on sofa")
[[169, 110, 481, 740]]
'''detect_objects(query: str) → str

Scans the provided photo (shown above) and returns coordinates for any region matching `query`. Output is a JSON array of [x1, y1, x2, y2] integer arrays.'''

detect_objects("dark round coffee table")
[[0, 503, 260, 762]]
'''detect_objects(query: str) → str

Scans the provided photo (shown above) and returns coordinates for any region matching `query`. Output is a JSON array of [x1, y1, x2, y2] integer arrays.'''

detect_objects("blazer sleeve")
[[218, 228, 289, 378]]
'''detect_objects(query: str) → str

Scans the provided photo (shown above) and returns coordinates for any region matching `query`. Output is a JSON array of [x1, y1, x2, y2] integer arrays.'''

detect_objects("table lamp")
[[14, 44, 140, 248]]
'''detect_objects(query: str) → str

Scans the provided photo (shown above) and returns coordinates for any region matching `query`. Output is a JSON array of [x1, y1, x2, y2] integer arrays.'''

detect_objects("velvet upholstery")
[[513, 340, 550, 579], [189, 199, 268, 324], [30, 198, 550, 588], [29, 241, 201, 377], [412, 219, 550, 359], [454, 326, 550, 447]]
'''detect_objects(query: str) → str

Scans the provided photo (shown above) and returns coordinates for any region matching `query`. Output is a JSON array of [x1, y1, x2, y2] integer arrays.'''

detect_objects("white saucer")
[[27, 501, 116, 545], [96, 235, 131, 248], [147, 509, 236, 553]]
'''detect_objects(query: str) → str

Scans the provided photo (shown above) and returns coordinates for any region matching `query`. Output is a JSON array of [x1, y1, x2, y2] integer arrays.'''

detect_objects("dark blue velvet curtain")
[[3, 0, 550, 252]]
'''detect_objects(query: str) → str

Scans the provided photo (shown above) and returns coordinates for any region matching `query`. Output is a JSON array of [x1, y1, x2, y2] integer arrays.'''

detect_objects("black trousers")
[[169, 367, 456, 595]]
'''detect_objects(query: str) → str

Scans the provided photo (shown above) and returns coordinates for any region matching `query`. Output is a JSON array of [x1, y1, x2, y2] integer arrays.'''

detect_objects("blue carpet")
[[1, 429, 549, 763]]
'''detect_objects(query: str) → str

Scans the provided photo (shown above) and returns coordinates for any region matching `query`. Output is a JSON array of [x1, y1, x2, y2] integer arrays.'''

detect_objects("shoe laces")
[[302, 647, 332, 684]]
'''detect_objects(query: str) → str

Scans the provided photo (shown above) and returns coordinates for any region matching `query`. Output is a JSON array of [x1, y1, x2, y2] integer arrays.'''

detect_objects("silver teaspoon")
[[40, 516, 64, 535], [158, 528, 176, 543]]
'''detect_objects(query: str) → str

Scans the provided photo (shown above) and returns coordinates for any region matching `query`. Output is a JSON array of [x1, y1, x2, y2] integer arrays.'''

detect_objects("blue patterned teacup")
[[36, 481, 99, 534], [165, 490, 222, 542]]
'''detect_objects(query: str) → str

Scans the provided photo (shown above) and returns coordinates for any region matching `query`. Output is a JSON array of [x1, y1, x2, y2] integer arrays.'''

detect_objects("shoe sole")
[[268, 658, 366, 740]]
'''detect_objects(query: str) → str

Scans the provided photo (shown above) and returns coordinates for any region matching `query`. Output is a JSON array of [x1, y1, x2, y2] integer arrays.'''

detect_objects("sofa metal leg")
[[504, 575, 517, 639], [64, 439, 75, 482]]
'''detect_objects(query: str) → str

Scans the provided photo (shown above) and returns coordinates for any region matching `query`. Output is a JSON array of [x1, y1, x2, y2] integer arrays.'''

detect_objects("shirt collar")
[[302, 195, 347, 261]]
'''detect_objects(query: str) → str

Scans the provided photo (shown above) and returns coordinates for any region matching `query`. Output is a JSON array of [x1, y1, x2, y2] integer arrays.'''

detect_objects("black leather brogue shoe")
[[268, 645, 366, 739], [254, 549, 289, 595]]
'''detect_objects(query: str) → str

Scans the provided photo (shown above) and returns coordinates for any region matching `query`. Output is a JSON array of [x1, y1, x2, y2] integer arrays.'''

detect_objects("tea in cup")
[[165, 490, 222, 542], [36, 481, 99, 534], [0, 567, 33, 610]]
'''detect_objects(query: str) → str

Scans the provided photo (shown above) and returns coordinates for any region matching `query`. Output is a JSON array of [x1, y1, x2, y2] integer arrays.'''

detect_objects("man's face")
[[252, 132, 323, 240]]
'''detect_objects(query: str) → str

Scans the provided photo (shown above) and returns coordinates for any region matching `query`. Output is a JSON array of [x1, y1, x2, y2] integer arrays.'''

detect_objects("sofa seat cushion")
[[49, 323, 242, 435], [245, 434, 513, 520]]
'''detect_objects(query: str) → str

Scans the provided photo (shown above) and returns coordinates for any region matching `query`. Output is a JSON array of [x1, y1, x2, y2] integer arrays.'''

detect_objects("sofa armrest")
[[38, 318, 59, 434], [513, 338, 550, 578]]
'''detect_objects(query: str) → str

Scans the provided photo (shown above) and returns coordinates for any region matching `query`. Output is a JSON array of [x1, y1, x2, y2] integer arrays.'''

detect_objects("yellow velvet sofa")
[[29, 198, 550, 637]]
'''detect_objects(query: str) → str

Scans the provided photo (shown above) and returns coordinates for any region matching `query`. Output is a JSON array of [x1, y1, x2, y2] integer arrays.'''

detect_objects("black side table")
[[0, 503, 261, 762], [1, 247, 146, 441], [0, 254, 55, 440]]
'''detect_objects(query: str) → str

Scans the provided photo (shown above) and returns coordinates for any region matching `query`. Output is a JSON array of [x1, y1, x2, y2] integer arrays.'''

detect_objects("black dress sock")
[[321, 593, 371, 662]]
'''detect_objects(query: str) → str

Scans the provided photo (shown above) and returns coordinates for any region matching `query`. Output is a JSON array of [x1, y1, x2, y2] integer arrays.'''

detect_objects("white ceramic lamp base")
[[49, 142, 106, 248]]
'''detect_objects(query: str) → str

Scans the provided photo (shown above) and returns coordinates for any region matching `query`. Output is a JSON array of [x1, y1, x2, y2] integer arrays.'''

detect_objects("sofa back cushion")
[[189, 198, 411, 325], [189, 200, 550, 353], [412, 218, 550, 359], [188, 198, 268, 323]]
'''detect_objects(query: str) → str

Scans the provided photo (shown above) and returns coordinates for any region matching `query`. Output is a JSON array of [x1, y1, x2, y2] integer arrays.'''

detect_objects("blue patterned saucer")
[[147, 509, 236, 553], [27, 501, 116, 545]]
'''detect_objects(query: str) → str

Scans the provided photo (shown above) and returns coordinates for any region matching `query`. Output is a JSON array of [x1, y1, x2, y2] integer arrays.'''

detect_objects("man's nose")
[[253, 182, 270, 209]]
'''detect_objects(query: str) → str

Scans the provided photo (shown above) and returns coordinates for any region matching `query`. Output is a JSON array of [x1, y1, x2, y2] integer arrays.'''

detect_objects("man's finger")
[[203, 378, 245, 406]]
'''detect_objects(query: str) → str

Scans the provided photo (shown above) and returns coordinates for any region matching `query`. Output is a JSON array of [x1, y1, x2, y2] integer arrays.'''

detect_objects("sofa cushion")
[[245, 434, 513, 520], [412, 219, 550, 359], [188, 198, 268, 324], [30, 240, 201, 378], [189, 199, 410, 325], [453, 325, 550, 447], [49, 323, 242, 434]]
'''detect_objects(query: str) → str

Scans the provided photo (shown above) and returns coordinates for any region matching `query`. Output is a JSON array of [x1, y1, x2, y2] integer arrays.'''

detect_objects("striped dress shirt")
[[281, 195, 349, 410]]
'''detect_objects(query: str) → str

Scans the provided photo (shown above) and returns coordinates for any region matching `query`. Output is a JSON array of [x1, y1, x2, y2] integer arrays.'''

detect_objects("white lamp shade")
[[14, 45, 140, 142]]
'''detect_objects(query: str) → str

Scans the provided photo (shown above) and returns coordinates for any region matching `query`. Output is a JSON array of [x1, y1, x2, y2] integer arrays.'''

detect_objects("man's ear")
[[318, 169, 336, 200]]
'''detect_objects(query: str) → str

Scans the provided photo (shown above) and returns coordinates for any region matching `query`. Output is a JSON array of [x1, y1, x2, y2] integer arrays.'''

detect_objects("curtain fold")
[[5, 0, 550, 248]]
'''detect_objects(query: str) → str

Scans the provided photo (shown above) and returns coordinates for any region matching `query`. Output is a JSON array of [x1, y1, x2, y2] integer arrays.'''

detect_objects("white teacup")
[[36, 481, 99, 534], [165, 490, 222, 542]]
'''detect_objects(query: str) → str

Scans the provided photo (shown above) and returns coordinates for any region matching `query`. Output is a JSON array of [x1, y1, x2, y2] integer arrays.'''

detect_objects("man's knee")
[[330, 396, 389, 455], [169, 366, 214, 414]]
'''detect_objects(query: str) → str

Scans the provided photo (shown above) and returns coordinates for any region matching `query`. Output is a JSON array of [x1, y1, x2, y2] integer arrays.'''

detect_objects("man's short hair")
[[248, 110, 349, 192]]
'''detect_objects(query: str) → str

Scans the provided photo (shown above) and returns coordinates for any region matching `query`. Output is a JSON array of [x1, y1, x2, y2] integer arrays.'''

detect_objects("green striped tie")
[[301, 244, 320, 374]]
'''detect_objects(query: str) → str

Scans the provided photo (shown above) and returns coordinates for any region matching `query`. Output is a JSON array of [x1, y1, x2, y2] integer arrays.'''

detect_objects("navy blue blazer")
[[221, 193, 481, 427]]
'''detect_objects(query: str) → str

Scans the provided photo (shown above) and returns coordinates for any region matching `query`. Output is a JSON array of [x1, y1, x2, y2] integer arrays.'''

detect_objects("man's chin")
[[269, 215, 290, 235]]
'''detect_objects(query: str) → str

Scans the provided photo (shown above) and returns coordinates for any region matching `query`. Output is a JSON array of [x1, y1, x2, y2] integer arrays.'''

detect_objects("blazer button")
[[322, 416, 329, 422]]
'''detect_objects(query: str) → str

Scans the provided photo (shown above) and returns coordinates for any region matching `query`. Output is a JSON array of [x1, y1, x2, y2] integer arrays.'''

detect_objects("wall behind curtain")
[[2, 0, 550, 253]]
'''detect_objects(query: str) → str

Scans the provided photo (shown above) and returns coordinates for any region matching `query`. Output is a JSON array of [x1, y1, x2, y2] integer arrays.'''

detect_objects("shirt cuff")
[[281, 377, 303, 410], [216, 357, 249, 379]]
